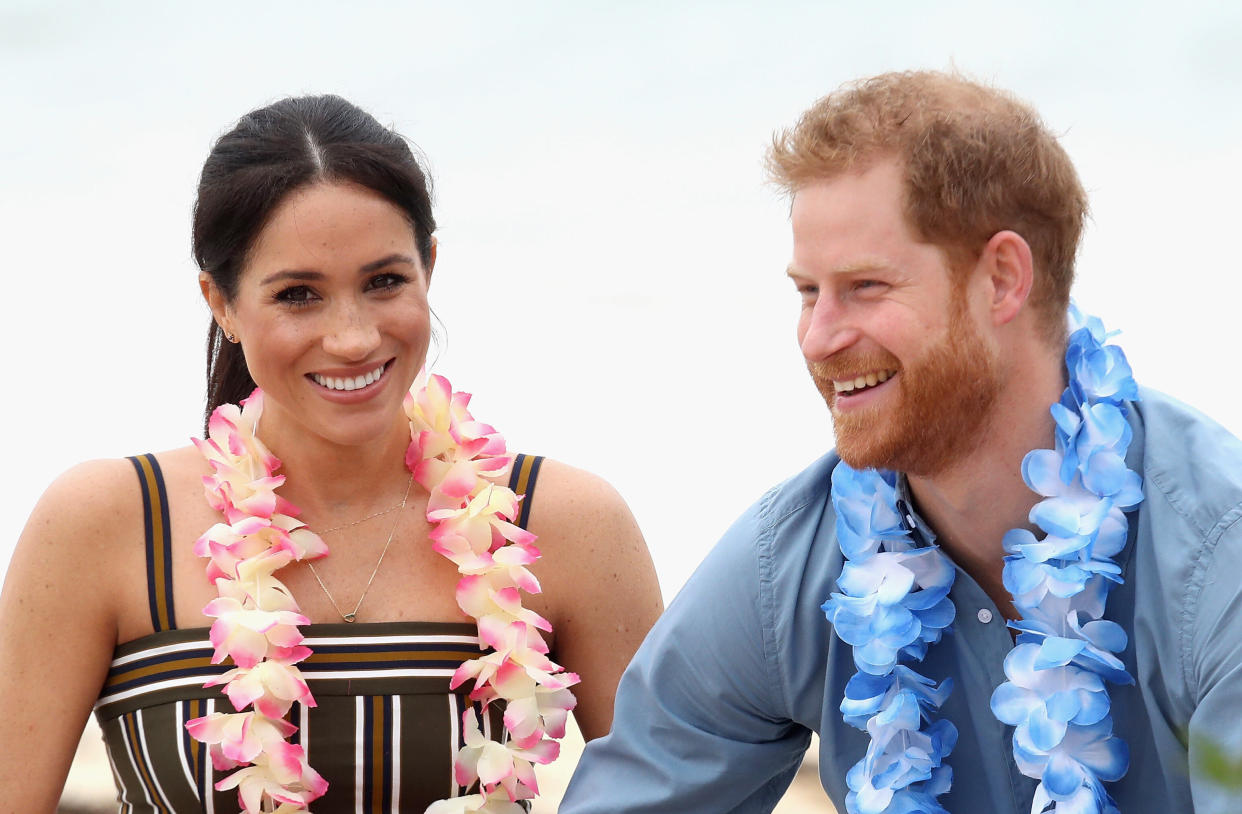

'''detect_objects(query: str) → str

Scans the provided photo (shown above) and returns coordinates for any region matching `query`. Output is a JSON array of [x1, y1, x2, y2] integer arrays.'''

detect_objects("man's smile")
[[832, 368, 897, 396]]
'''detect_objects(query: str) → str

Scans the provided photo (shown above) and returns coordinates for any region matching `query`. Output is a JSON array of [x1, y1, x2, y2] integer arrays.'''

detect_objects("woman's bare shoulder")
[[519, 456, 660, 602], [521, 458, 637, 544], [512, 457, 663, 739], [24, 445, 202, 546], [28, 457, 143, 538]]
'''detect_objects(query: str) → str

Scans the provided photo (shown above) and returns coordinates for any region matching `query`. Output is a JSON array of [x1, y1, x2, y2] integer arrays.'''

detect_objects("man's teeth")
[[834, 369, 895, 393], [312, 362, 386, 392]]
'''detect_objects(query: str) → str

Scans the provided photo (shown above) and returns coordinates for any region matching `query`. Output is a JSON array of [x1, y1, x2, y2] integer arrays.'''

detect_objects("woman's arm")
[[0, 459, 136, 810], [525, 459, 664, 741]]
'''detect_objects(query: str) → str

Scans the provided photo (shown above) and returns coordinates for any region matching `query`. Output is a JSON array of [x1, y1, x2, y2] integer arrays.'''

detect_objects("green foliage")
[[1194, 736, 1242, 791]]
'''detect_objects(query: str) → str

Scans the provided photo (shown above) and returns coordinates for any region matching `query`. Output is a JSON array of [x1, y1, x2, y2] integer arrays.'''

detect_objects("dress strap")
[[506, 454, 545, 530], [126, 454, 176, 632]]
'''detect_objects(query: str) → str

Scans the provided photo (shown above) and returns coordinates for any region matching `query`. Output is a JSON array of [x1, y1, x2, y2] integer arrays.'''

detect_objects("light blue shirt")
[[561, 388, 1242, 813]]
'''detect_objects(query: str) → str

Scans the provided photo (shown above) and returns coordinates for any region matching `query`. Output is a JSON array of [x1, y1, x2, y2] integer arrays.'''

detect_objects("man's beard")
[[807, 311, 1003, 477]]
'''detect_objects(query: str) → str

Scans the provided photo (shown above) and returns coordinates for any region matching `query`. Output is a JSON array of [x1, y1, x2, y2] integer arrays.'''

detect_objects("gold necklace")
[[317, 492, 408, 534], [306, 474, 414, 623]]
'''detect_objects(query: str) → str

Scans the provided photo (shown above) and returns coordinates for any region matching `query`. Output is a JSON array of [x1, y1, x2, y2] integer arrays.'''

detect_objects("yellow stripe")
[[514, 453, 535, 499], [135, 455, 171, 631], [106, 647, 478, 688], [105, 655, 214, 688], [124, 713, 169, 814]]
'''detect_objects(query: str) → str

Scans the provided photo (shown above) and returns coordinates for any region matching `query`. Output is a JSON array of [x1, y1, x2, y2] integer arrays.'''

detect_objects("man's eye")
[[853, 280, 888, 294]]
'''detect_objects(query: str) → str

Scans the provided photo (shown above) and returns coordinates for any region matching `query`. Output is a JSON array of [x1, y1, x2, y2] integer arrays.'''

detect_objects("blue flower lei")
[[823, 305, 1142, 814]]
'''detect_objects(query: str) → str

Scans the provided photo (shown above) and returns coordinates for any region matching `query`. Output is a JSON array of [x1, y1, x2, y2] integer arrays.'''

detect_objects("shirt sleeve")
[[1186, 512, 1242, 813], [559, 495, 814, 813]]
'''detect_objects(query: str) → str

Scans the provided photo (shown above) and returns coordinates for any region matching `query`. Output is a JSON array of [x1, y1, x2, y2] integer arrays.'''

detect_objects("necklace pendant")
[[343, 612, 357, 623]]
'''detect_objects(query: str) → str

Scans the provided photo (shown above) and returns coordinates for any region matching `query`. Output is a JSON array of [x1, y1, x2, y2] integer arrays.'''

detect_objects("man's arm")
[[1186, 516, 1242, 813], [560, 498, 814, 813]]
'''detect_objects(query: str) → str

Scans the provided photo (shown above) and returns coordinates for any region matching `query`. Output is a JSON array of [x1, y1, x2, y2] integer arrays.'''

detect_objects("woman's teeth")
[[834, 369, 896, 393], [311, 362, 386, 392]]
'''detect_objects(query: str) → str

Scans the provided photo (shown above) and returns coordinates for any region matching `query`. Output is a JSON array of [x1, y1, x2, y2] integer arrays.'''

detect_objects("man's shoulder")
[[1135, 386, 1242, 538], [701, 450, 844, 594], [748, 450, 841, 529]]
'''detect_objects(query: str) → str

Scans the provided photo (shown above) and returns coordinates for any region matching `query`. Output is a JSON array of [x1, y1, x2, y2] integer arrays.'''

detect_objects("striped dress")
[[94, 453, 546, 813]]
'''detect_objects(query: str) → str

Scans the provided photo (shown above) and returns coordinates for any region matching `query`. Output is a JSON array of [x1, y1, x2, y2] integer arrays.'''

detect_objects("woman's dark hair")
[[194, 94, 436, 429]]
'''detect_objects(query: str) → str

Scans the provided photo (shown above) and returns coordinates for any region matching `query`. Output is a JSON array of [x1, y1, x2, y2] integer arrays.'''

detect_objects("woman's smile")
[[308, 358, 393, 393]]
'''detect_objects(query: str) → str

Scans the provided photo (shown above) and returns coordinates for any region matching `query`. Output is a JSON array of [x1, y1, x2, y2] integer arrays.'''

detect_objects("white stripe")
[[110, 639, 210, 668], [300, 700, 311, 758], [96, 675, 216, 708], [448, 694, 460, 798], [355, 696, 366, 814], [175, 702, 196, 795], [103, 726, 133, 814], [481, 703, 491, 741], [302, 633, 479, 646], [97, 667, 457, 708], [118, 714, 157, 811], [391, 696, 401, 814], [302, 668, 457, 680], [204, 699, 216, 814], [135, 708, 174, 812], [110, 632, 478, 668]]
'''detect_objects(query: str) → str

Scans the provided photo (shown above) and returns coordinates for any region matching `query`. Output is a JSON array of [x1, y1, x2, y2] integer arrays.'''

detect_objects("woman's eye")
[[275, 285, 317, 307], [367, 273, 408, 292]]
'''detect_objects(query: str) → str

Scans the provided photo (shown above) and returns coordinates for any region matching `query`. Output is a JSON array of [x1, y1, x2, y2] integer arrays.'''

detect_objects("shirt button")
[[977, 608, 994, 624]]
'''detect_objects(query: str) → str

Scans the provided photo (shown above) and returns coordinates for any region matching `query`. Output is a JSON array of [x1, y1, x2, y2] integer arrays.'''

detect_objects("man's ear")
[[980, 230, 1034, 327], [200, 272, 236, 339]]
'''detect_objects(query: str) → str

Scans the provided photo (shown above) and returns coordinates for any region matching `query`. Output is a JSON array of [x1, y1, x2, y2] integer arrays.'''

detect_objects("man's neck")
[[906, 345, 1065, 619]]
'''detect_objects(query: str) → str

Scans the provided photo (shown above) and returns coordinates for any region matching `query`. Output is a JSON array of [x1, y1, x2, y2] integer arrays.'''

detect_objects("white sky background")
[[3, 1, 1241, 599]]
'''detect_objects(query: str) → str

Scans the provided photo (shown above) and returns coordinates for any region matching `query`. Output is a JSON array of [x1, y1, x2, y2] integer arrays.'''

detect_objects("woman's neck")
[[255, 408, 414, 517]]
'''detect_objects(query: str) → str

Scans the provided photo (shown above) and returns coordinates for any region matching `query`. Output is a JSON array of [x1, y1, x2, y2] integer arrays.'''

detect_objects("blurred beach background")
[[3, 1, 1240, 811]]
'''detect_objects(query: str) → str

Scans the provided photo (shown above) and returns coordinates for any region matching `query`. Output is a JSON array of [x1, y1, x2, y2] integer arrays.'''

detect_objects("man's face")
[[788, 159, 1003, 476]]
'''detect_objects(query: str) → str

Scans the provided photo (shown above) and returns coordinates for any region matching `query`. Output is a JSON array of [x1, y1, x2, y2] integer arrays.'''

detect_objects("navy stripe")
[[517, 455, 543, 529], [381, 695, 394, 812], [308, 641, 479, 655], [300, 659, 467, 672], [506, 453, 526, 492], [111, 647, 216, 671], [105, 665, 231, 694], [362, 696, 375, 806], [109, 641, 475, 675], [146, 454, 176, 630], [128, 456, 162, 633]]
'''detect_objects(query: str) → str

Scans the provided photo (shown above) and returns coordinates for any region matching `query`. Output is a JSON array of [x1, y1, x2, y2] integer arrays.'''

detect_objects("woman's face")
[[205, 180, 433, 449]]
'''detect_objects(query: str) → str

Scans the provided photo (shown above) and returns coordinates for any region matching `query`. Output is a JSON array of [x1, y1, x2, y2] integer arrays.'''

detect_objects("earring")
[[224, 330, 238, 343]]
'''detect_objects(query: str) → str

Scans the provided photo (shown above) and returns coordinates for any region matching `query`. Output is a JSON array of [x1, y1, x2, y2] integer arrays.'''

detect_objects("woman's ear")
[[200, 272, 236, 339], [425, 236, 437, 287]]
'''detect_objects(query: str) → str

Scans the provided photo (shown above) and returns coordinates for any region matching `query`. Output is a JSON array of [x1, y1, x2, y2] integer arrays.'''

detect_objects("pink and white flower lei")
[[186, 375, 579, 814]]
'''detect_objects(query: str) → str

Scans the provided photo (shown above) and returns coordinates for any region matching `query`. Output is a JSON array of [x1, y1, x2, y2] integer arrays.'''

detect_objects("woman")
[[0, 95, 662, 813]]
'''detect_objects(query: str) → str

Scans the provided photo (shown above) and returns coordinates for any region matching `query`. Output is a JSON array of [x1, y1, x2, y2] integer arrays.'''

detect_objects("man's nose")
[[800, 297, 860, 361]]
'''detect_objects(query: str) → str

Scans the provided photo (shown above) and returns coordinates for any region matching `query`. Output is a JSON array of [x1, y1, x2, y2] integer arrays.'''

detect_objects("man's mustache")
[[807, 351, 902, 386]]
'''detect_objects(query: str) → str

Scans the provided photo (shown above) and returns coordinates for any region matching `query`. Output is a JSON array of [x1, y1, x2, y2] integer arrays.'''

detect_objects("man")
[[559, 72, 1242, 813]]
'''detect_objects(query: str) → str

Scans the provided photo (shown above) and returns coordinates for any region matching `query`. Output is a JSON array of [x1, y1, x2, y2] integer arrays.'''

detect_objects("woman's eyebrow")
[[258, 269, 322, 286], [359, 253, 416, 274]]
